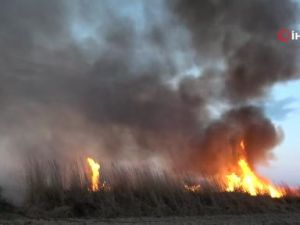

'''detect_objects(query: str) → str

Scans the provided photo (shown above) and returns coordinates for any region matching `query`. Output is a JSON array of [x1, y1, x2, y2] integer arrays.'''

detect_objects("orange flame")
[[225, 141, 285, 198], [87, 157, 100, 192]]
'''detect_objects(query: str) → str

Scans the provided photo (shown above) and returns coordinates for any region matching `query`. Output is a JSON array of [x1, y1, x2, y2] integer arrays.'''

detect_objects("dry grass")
[[16, 159, 300, 219]]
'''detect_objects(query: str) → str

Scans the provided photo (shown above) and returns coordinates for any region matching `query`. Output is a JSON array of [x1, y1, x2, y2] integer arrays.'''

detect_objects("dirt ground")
[[1, 213, 300, 225]]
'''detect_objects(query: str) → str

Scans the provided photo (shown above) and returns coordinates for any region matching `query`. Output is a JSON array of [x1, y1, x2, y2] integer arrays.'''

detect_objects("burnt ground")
[[1, 213, 300, 225]]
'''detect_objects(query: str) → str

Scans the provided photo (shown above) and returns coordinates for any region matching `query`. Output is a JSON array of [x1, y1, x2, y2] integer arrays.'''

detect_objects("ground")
[[1, 213, 300, 225]]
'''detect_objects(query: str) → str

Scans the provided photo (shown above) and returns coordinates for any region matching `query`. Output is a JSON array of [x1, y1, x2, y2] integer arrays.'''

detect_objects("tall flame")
[[225, 141, 284, 198], [87, 157, 100, 192]]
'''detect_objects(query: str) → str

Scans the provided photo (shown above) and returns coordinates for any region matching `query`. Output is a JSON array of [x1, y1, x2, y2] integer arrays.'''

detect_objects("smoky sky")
[[0, 0, 299, 178], [172, 0, 299, 101]]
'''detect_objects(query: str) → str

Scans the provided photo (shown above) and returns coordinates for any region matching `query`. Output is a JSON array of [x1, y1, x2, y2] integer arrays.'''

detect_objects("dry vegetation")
[[1, 159, 300, 222], [20, 160, 300, 218]]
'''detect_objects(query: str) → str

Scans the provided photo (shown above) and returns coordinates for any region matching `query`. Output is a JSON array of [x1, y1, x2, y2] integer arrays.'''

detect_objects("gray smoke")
[[171, 0, 299, 101], [0, 0, 299, 192]]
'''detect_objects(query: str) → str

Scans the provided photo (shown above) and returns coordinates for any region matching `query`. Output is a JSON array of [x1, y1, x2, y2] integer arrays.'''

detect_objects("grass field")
[[0, 160, 300, 223]]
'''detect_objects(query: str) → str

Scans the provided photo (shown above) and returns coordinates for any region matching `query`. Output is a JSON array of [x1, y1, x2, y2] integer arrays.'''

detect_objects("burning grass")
[[18, 158, 300, 218], [223, 141, 285, 198]]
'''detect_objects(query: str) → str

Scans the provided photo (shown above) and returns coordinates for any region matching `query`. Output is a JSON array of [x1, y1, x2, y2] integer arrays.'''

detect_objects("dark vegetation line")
[[0, 160, 299, 219]]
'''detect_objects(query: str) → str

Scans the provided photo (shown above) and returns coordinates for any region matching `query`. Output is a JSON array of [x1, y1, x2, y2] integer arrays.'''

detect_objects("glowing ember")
[[87, 157, 101, 192], [225, 141, 285, 198], [184, 184, 201, 192]]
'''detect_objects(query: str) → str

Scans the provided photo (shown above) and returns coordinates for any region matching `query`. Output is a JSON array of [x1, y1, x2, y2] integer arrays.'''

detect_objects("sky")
[[259, 80, 300, 185]]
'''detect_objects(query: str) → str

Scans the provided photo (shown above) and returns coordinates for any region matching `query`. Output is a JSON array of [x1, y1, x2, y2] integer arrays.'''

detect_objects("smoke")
[[0, 0, 205, 170], [186, 106, 283, 175], [0, 0, 299, 195], [171, 0, 299, 101], [168, 0, 299, 173]]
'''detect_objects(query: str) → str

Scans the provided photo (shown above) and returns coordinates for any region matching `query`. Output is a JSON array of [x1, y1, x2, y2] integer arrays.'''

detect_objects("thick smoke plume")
[[172, 0, 299, 101], [0, 0, 299, 196]]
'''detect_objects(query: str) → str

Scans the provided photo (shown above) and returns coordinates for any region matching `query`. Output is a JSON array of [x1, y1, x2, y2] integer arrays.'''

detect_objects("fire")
[[225, 141, 285, 198], [84, 142, 285, 198], [87, 157, 100, 192]]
